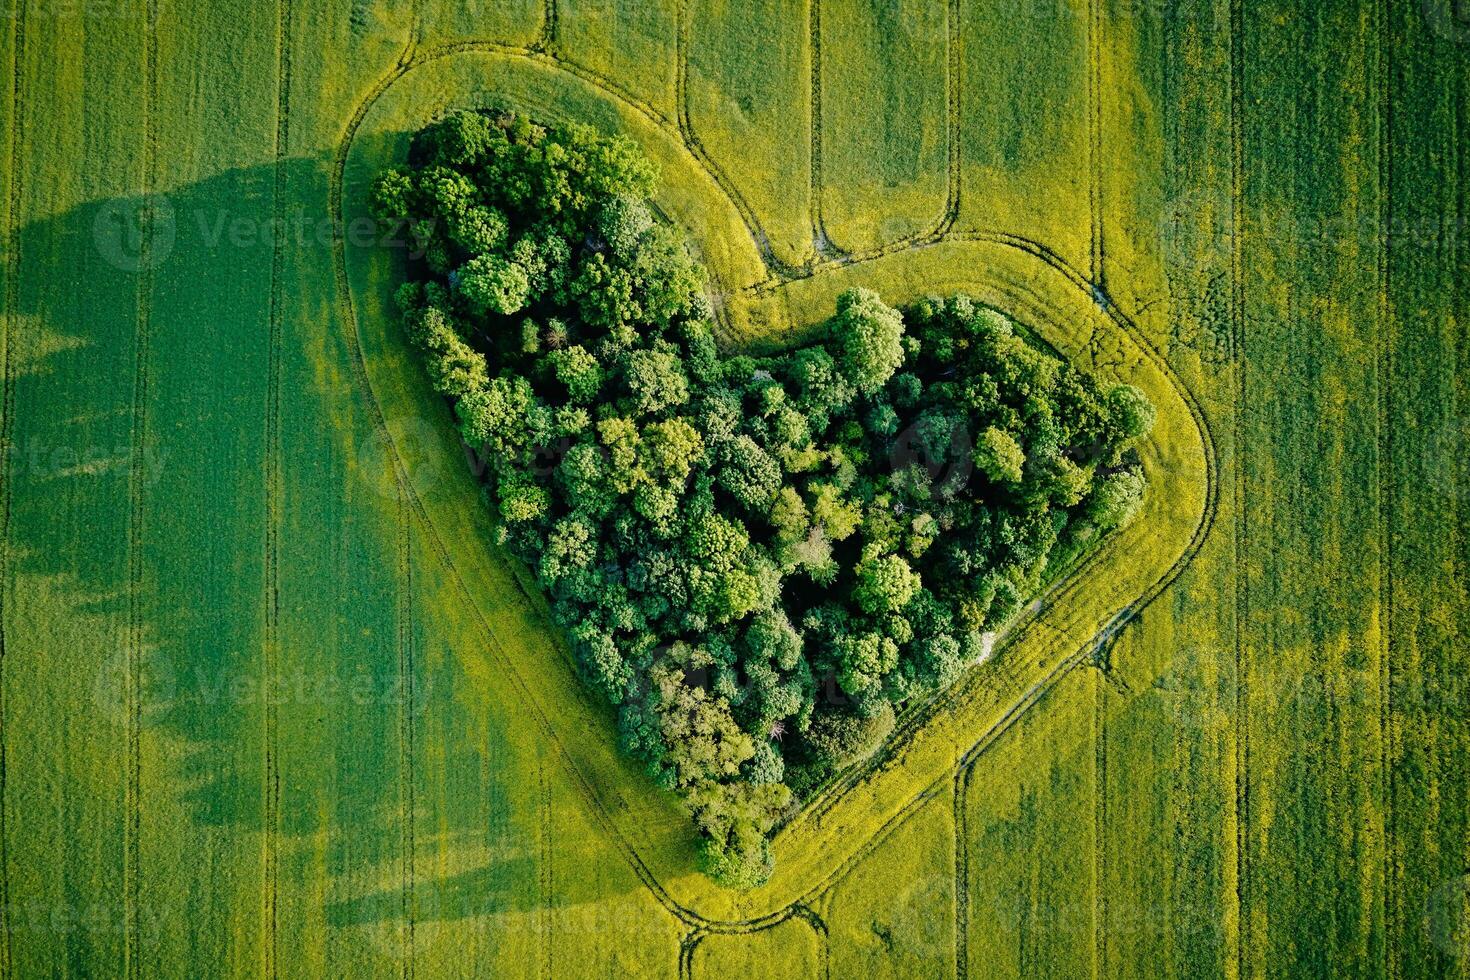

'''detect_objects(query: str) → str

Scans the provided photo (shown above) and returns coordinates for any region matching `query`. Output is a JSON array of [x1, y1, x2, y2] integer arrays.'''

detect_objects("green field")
[[2, 0, 1467, 977]]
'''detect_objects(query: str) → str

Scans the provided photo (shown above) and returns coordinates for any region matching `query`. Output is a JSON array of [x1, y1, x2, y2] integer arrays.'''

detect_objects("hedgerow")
[[372, 109, 1153, 887]]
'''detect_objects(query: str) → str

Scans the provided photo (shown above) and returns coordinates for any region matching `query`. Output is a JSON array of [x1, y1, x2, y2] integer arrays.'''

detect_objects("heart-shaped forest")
[[370, 108, 1155, 889]]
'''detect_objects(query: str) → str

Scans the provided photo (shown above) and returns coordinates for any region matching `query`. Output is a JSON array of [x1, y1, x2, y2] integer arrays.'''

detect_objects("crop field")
[[1, 0, 1466, 977]]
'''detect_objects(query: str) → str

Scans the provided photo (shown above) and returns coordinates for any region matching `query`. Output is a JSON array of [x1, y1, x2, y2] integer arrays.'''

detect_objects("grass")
[[3, 0, 1467, 976]]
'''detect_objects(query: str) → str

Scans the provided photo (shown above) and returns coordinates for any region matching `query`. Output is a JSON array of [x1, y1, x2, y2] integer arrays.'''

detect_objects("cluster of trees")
[[374, 109, 1155, 888]]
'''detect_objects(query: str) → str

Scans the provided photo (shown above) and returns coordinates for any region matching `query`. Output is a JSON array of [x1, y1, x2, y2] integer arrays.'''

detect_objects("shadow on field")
[[6, 146, 664, 944]]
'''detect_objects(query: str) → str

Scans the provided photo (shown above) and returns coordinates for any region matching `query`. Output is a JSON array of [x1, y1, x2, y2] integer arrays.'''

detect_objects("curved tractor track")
[[329, 39, 1219, 937]]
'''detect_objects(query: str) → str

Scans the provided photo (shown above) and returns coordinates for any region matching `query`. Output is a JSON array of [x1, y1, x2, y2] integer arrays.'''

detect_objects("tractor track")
[[1086, 2, 1107, 971], [675, 0, 807, 280], [538, 761, 553, 980], [802, 0, 960, 266], [261, 0, 293, 972], [124, 3, 162, 975], [805, 0, 843, 261], [1228, 0, 1250, 973], [534, 0, 558, 55], [0, 2, 25, 973], [396, 489, 418, 978], [953, 759, 971, 979], [1374, 0, 1395, 972]]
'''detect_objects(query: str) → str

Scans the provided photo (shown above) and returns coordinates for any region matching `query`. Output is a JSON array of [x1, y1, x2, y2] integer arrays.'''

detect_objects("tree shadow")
[[5, 145, 666, 947]]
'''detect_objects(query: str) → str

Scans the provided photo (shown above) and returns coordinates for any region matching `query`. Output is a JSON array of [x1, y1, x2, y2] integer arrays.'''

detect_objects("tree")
[[1106, 383, 1157, 440], [973, 425, 1025, 485], [403, 306, 487, 399], [852, 554, 921, 616], [743, 609, 803, 671], [457, 254, 531, 315], [743, 741, 785, 785], [548, 344, 603, 403], [800, 702, 895, 771], [767, 486, 809, 545], [497, 471, 549, 525], [835, 630, 900, 696], [570, 251, 639, 330], [632, 223, 705, 326], [690, 782, 789, 888], [556, 442, 616, 518], [540, 515, 596, 582], [418, 166, 477, 221], [831, 287, 905, 394], [448, 204, 508, 255], [369, 168, 415, 223], [624, 344, 690, 416], [717, 435, 783, 512], [456, 374, 543, 460], [571, 619, 629, 702], [640, 417, 704, 486], [788, 345, 855, 415], [421, 108, 497, 168], [381, 108, 1155, 889], [1086, 468, 1146, 529], [597, 194, 653, 258], [809, 482, 862, 542], [596, 415, 643, 493]]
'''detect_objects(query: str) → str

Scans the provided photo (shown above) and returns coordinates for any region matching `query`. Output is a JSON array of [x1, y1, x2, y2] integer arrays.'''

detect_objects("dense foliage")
[[373, 109, 1154, 887]]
